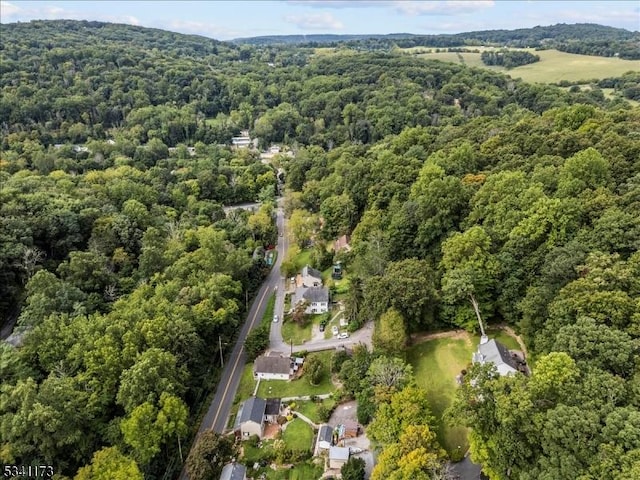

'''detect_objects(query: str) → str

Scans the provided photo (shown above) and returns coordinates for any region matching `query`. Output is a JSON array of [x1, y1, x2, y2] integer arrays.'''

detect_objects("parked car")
[[331, 325, 339, 336], [338, 332, 349, 339], [273, 314, 279, 323], [319, 323, 326, 332]]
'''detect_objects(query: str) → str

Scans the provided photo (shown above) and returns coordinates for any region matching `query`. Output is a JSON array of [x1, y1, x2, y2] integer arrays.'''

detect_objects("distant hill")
[[232, 33, 416, 45], [235, 23, 640, 59], [1, 19, 233, 59]]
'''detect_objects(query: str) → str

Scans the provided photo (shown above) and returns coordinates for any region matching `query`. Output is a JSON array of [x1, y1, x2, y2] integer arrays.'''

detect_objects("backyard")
[[258, 351, 336, 398], [282, 418, 315, 451], [406, 328, 524, 459]]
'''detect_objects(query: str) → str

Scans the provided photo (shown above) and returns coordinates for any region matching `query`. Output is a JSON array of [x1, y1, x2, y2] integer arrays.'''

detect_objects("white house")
[[472, 338, 520, 376], [254, 353, 292, 380], [292, 286, 329, 314]]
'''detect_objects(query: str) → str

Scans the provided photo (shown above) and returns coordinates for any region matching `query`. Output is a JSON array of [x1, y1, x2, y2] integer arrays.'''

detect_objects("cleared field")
[[412, 48, 640, 84], [407, 328, 525, 459]]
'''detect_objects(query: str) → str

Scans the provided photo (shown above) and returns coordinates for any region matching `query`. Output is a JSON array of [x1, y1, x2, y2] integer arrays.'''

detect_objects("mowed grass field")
[[408, 47, 640, 84], [406, 329, 524, 458], [407, 336, 474, 458]]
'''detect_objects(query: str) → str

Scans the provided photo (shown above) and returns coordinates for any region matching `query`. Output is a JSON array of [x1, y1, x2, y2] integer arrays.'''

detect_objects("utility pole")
[[219, 335, 224, 368]]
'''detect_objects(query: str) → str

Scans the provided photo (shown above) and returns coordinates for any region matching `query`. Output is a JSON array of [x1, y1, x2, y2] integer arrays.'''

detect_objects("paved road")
[[177, 203, 286, 480]]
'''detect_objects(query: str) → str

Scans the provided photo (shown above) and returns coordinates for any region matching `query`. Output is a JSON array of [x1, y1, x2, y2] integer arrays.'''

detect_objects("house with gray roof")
[[220, 462, 247, 480], [234, 397, 267, 439], [254, 353, 292, 380], [300, 265, 322, 287], [292, 286, 329, 314], [472, 338, 520, 376]]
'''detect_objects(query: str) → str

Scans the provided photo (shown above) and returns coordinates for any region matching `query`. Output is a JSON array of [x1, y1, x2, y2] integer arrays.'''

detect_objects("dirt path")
[[497, 324, 529, 358]]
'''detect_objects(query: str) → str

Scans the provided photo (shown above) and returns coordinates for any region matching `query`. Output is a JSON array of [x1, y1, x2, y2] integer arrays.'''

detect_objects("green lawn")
[[293, 249, 312, 270], [295, 398, 336, 423], [258, 351, 336, 398], [407, 337, 475, 458], [410, 47, 640, 84], [282, 418, 315, 451], [281, 314, 313, 345], [265, 461, 324, 480]]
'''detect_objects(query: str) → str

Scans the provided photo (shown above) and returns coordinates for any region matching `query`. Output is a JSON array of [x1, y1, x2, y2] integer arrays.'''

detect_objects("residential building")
[[292, 286, 329, 314], [220, 462, 247, 480], [234, 397, 267, 439], [472, 338, 521, 376], [315, 424, 334, 455], [254, 353, 292, 380], [337, 420, 360, 440], [333, 234, 351, 252], [300, 265, 323, 287]]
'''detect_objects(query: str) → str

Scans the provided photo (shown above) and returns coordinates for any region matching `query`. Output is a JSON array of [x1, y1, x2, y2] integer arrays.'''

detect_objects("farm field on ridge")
[[407, 47, 640, 83]]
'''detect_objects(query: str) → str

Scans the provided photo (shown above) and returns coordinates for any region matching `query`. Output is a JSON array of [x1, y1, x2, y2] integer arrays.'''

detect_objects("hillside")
[[236, 23, 640, 59], [1, 19, 639, 480]]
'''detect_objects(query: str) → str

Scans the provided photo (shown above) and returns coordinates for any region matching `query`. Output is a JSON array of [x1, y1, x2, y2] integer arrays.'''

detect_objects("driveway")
[[329, 401, 375, 479]]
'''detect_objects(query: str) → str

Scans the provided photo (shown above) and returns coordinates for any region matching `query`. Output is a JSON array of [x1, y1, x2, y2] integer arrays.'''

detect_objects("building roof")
[[343, 420, 359, 431], [317, 424, 333, 446], [265, 398, 281, 416], [236, 397, 266, 425], [220, 462, 246, 480], [293, 286, 330, 307], [329, 446, 350, 461], [334, 235, 351, 251], [304, 286, 329, 303], [254, 354, 291, 376], [302, 265, 322, 281], [473, 339, 519, 376]]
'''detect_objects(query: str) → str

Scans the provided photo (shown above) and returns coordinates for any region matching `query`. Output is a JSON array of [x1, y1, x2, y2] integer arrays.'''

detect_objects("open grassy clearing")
[[407, 328, 526, 458], [407, 337, 473, 458], [258, 351, 336, 398], [410, 47, 640, 83], [282, 418, 315, 450]]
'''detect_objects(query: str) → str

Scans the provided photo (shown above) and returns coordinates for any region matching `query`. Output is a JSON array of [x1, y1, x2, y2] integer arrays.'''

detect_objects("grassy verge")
[[282, 418, 315, 451], [407, 337, 475, 458], [258, 351, 335, 398]]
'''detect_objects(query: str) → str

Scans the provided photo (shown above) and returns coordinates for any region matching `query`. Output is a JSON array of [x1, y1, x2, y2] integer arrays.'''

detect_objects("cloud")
[[165, 19, 244, 40], [394, 0, 495, 16], [287, 0, 387, 8], [285, 12, 344, 30], [0, 1, 140, 25], [0, 1, 21, 18]]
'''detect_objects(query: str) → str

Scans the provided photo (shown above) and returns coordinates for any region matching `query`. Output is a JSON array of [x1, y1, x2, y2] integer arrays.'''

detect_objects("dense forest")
[[1, 19, 640, 480]]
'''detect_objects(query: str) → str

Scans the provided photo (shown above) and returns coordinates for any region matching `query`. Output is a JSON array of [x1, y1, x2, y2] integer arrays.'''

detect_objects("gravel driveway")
[[329, 401, 375, 479]]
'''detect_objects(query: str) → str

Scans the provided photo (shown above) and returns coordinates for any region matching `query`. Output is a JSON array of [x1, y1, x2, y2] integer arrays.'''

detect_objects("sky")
[[1, 1, 639, 40]]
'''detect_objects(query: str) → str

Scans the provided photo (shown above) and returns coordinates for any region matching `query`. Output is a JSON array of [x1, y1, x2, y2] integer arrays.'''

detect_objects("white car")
[[338, 332, 349, 339], [331, 325, 339, 336], [273, 314, 279, 323]]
